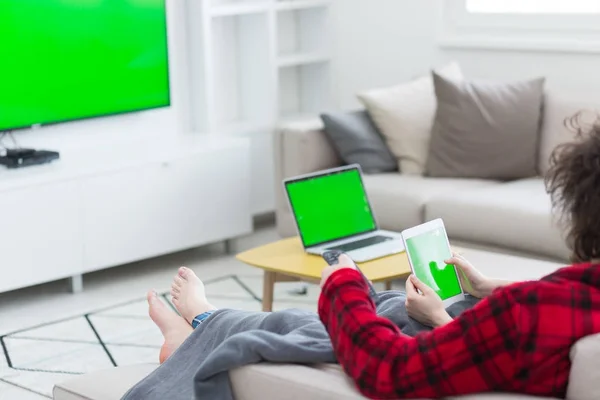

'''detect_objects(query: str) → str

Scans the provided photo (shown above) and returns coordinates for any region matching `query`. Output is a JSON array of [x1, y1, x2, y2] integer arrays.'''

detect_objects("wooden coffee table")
[[236, 237, 412, 311]]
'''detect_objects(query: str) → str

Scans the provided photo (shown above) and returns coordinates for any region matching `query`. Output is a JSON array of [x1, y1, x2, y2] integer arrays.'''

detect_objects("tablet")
[[401, 219, 465, 306]]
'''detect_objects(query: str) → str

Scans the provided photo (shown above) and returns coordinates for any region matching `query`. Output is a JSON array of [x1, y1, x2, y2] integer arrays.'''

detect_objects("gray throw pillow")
[[320, 110, 397, 173], [426, 73, 545, 180]]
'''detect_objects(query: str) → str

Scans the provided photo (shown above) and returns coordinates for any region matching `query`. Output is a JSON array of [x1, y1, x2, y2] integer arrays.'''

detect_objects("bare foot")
[[171, 267, 217, 325], [147, 290, 193, 364]]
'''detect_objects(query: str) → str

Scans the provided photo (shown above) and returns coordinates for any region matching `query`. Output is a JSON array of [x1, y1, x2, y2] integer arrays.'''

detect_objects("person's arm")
[[318, 269, 520, 399]]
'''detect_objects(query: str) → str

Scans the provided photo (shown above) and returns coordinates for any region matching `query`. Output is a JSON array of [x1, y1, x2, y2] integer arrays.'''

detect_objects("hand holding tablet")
[[401, 219, 465, 306], [405, 273, 453, 327]]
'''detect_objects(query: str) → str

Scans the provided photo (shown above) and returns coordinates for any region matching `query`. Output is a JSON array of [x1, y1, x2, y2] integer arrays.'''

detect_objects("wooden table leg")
[[384, 280, 393, 291], [262, 271, 276, 312]]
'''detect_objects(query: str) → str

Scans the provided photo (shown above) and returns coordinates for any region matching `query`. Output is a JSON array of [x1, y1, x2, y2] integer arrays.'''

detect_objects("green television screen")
[[0, 0, 171, 132]]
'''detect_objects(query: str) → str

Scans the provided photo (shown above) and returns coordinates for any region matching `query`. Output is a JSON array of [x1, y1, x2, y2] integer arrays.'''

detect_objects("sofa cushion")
[[427, 73, 544, 180], [362, 174, 498, 232], [231, 364, 368, 400], [53, 363, 157, 400], [320, 110, 397, 173], [53, 362, 564, 400], [454, 247, 562, 284], [447, 395, 560, 400], [357, 62, 463, 175], [447, 395, 561, 400], [425, 178, 570, 261], [567, 333, 600, 400]]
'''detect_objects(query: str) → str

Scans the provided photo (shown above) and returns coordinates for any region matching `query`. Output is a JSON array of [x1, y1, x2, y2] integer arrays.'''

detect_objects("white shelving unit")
[[187, 0, 332, 215]]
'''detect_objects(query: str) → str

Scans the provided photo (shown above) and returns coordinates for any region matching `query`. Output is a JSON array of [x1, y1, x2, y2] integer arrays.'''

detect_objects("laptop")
[[284, 164, 404, 262]]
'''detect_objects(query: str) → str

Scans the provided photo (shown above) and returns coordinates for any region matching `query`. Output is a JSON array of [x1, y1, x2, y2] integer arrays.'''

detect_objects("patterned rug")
[[0, 274, 319, 399]]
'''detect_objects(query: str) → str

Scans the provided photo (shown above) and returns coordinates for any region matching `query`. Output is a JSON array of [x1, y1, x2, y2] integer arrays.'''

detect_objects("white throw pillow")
[[358, 62, 463, 175]]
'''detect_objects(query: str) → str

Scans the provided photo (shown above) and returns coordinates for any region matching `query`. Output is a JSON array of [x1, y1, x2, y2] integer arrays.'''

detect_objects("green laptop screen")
[[286, 169, 377, 247]]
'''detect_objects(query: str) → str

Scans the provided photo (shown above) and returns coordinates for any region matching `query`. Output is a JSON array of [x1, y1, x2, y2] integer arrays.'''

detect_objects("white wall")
[[10, 0, 191, 152], [331, 0, 600, 110]]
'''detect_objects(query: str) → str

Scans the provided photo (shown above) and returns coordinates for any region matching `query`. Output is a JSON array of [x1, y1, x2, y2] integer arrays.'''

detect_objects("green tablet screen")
[[405, 228, 462, 300]]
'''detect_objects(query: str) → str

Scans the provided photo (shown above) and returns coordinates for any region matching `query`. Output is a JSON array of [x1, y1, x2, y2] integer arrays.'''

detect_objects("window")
[[441, 0, 600, 52], [467, 0, 600, 14]]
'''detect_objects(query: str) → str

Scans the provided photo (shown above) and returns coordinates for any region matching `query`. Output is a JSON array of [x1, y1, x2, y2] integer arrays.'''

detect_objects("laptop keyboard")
[[325, 235, 393, 253]]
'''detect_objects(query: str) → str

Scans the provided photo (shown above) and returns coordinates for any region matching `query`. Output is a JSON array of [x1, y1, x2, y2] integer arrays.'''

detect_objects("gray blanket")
[[122, 291, 478, 400]]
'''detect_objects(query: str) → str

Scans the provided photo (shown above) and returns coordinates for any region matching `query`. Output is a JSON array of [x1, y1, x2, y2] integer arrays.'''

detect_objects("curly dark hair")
[[545, 112, 600, 263]]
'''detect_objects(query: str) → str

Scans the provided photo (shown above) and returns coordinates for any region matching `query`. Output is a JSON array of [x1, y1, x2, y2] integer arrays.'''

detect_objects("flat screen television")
[[0, 0, 171, 132]]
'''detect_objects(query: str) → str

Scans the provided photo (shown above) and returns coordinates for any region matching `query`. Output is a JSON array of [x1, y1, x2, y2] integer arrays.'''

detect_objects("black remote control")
[[322, 250, 378, 299]]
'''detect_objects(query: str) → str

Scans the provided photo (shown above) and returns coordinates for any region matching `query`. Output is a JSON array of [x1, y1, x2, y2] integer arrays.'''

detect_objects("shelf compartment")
[[211, 13, 273, 132], [277, 6, 329, 57], [278, 62, 331, 119]]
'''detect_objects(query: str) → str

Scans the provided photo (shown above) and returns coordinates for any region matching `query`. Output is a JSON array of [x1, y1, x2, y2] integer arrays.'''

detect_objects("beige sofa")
[[274, 93, 600, 264], [54, 92, 600, 400], [53, 333, 600, 400]]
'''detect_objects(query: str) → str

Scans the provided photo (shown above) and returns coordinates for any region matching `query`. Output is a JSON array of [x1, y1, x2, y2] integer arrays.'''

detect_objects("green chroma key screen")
[[286, 169, 377, 247], [405, 228, 462, 300], [0, 0, 170, 131]]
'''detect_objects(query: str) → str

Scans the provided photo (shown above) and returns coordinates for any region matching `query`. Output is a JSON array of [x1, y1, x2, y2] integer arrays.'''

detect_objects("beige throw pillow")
[[357, 62, 463, 175]]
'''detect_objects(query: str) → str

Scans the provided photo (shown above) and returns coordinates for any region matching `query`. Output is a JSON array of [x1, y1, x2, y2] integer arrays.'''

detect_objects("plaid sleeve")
[[318, 269, 520, 399]]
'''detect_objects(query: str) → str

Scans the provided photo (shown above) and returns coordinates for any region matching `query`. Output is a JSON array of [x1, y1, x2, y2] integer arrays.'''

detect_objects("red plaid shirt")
[[318, 263, 600, 399]]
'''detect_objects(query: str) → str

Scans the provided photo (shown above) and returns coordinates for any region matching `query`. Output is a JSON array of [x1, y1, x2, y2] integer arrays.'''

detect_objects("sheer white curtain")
[[467, 0, 600, 14]]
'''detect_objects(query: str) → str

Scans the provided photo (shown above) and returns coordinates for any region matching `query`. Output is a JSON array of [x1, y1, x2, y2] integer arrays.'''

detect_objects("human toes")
[[173, 273, 185, 289], [178, 266, 191, 280], [171, 280, 181, 294], [148, 291, 170, 326]]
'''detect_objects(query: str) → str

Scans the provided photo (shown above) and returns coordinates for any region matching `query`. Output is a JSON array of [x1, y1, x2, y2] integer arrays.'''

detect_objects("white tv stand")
[[0, 134, 252, 294]]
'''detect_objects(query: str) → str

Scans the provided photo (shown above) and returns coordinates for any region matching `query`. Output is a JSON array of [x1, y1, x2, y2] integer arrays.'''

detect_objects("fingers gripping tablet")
[[401, 219, 465, 306]]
